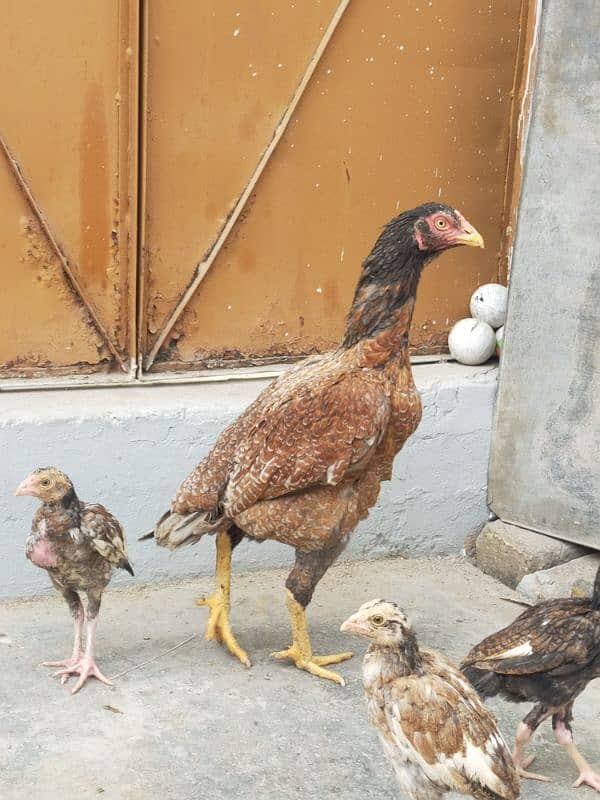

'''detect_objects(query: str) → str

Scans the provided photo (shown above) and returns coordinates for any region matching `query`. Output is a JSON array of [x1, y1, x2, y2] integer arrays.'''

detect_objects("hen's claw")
[[55, 656, 112, 694], [572, 769, 600, 792], [196, 593, 251, 667], [271, 644, 352, 685]]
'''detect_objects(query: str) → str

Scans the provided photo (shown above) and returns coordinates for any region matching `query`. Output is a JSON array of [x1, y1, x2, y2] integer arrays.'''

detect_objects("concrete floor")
[[1, 555, 598, 800]]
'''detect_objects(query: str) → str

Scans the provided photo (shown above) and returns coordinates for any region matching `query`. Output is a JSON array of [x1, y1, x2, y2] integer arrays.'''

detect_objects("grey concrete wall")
[[0, 363, 496, 599], [488, 0, 600, 549]]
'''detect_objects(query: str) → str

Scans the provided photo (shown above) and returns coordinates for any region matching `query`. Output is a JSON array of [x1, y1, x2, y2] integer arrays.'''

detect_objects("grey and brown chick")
[[15, 467, 133, 694], [341, 600, 520, 800], [462, 564, 600, 790]]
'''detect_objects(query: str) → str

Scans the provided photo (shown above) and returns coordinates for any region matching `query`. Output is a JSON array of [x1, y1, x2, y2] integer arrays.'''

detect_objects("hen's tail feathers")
[[461, 664, 503, 698], [138, 508, 222, 549]]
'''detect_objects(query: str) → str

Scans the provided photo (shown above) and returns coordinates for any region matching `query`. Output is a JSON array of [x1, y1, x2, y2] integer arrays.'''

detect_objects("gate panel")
[[0, 1, 138, 379], [141, 0, 527, 372]]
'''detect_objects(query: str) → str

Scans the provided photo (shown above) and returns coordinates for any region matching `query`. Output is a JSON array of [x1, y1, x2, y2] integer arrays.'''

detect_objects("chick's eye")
[[435, 217, 448, 230], [371, 614, 385, 626]]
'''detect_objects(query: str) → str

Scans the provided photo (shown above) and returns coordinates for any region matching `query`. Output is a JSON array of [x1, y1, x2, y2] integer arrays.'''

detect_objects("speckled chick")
[[341, 600, 520, 800], [15, 467, 133, 694]]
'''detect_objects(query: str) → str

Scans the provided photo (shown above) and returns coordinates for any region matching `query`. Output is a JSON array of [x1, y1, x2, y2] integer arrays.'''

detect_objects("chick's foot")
[[55, 656, 112, 694]]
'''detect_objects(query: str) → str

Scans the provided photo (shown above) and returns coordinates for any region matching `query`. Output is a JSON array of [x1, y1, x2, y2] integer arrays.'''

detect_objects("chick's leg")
[[56, 592, 112, 694], [512, 706, 552, 782], [553, 708, 600, 792], [272, 547, 353, 686], [196, 528, 250, 667], [42, 589, 84, 669]]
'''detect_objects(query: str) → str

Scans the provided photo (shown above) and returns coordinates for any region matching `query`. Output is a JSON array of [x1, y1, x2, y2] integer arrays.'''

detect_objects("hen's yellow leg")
[[271, 590, 353, 686], [196, 531, 251, 667]]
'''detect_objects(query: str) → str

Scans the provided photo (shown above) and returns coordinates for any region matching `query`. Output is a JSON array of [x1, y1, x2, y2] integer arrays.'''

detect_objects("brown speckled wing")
[[223, 369, 390, 515], [173, 353, 390, 518], [462, 600, 599, 676], [80, 503, 130, 567], [388, 653, 519, 799]]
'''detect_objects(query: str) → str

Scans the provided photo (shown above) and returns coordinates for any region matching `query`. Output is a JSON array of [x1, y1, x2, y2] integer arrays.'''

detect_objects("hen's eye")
[[371, 614, 385, 626], [41, 479, 50, 486], [435, 217, 448, 229]]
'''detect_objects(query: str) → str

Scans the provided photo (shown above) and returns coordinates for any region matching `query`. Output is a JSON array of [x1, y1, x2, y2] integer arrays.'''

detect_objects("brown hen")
[[15, 467, 133, 694], [462, 563, 600, 790], [341, 600, 520, 800], [144, 203, 484, 684]]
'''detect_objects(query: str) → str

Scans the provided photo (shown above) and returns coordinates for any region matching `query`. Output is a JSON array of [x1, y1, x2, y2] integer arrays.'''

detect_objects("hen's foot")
[[573, 769, 600, 791], [55, 656, 112, 694], [196, 593, 251, 667], [276, 589, 352, 685], [515, 754, 551, 783], [271, 644, 353, 686]]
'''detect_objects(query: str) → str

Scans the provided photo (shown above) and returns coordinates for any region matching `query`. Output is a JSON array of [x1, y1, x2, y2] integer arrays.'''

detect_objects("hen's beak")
[[455, 223, 484, 249], [14, 475, 37, 497], [340, 614, 369, 635]]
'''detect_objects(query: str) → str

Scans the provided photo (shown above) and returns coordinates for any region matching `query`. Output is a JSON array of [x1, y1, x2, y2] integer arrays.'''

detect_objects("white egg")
[[469, 283, 508, 329], [448, 318, 497, 366]]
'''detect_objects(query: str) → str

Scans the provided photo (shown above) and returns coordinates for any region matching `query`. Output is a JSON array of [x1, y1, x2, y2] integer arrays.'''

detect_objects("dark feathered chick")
[[341, 600, 520, 800], [15, 466, 133, 694], [461, 564, 600, 790], [143, 204, 483, 685]]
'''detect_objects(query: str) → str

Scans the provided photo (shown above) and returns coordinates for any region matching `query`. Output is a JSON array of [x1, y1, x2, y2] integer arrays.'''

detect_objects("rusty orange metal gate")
[[0, 0, 535, 384]]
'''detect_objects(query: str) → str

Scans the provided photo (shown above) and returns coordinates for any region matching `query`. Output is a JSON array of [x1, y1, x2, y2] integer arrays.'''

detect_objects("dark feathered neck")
[[61, 487, 79, 510], [43, 487, 80, 517], [341, 221, 434, 352], [369, 630, 424, 678]]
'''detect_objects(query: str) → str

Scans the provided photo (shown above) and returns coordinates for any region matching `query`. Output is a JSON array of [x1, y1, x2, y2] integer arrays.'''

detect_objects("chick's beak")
[[455, 221, 484, 249], [340, 614, 369, 636], [14, 475, 38, 497]]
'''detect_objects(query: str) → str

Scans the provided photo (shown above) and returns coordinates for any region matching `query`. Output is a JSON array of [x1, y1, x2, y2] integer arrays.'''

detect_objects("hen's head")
[[354, 202, 483, 299], [411, 202, 484, 252], [14, 466, 74, 503], [386, 202, 484, 256], [340, 599, 413, 646]]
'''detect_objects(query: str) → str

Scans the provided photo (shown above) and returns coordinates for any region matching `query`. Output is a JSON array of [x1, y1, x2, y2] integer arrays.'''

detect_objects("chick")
[[462, 566, 600, 789], [341, 600, 520, 800], [15, 467, 133, 694]]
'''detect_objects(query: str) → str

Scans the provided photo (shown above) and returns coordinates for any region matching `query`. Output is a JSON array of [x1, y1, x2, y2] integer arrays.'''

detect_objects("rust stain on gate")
[[140, 0, 534, 374], [0, 0, 138, 380]]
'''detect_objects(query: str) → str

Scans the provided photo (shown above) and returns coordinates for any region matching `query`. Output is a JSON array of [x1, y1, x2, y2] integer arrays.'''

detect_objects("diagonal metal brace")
[[0, 132, 127, 372], [144, 0, 353, 371]]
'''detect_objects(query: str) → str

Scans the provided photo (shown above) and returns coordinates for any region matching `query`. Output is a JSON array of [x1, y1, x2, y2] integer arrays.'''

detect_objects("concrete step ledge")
[[475, 520, 587, 589], [1, 363, 497, 599], [517, 553, 600, 602]]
